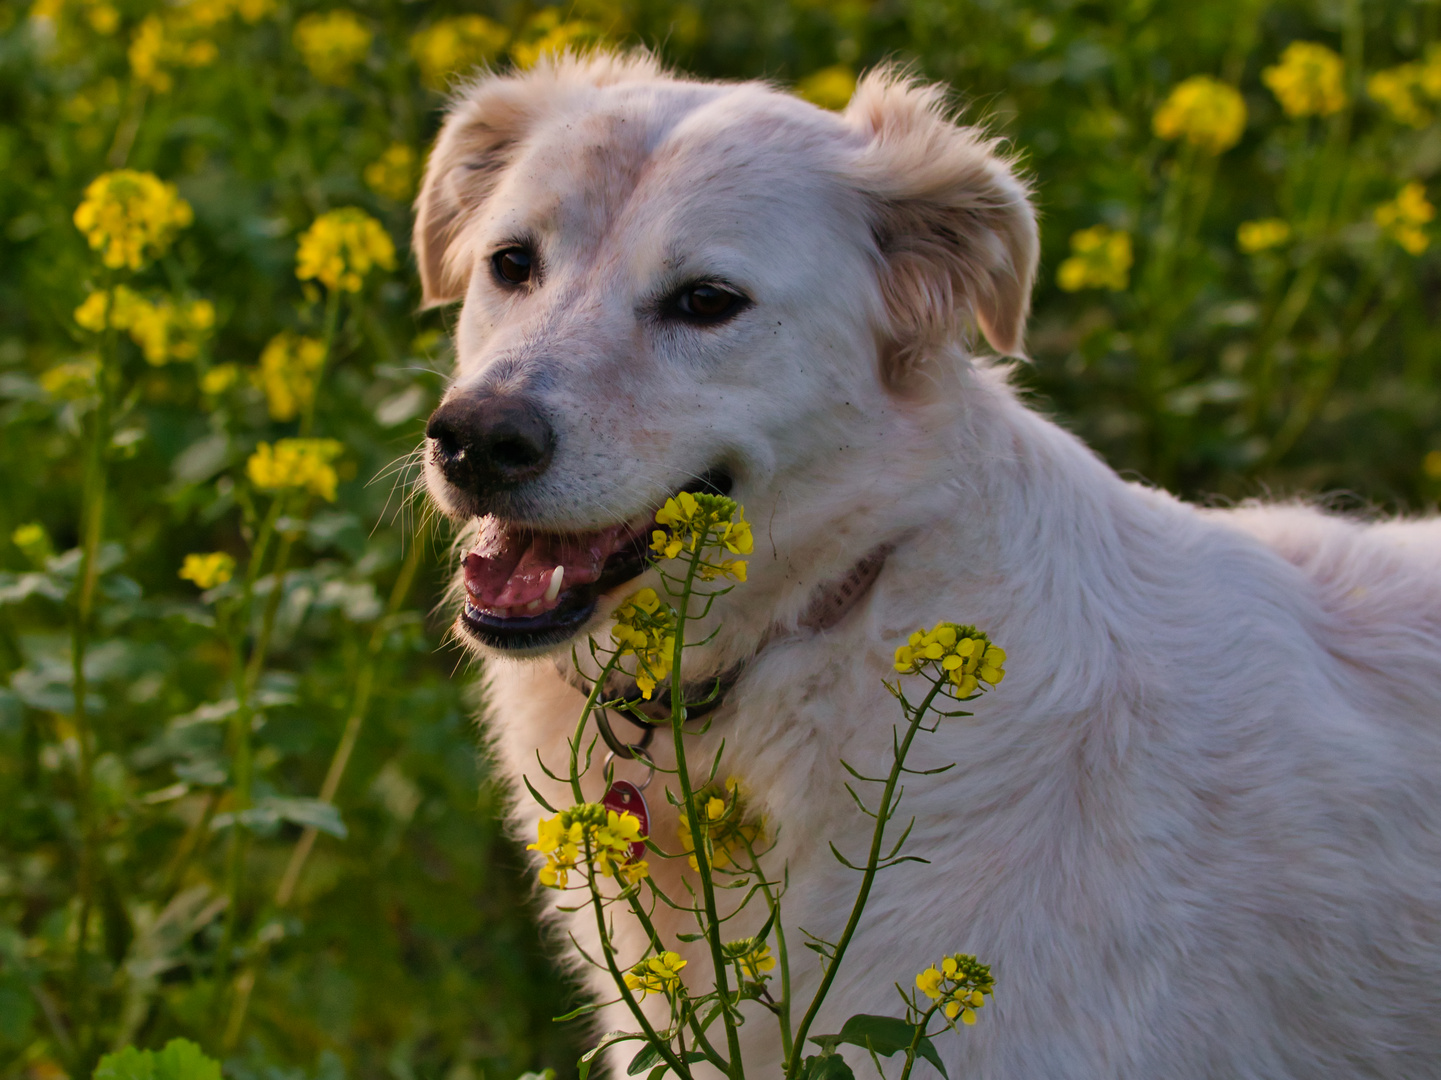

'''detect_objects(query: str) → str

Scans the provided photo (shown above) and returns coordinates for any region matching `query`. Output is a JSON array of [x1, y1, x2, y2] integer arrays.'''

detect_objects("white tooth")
[[526, 599, 543, 612], [545, 565, 564, 602]]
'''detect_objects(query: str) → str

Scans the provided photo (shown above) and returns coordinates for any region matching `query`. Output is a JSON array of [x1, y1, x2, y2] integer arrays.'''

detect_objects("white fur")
[[418, 53, 1441, 1079]]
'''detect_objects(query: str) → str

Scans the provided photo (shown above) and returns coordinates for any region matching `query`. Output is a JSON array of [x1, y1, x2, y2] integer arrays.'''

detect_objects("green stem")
[[668, 554, 745, 1080], [740, 833, 792, 1060], [299, 287, 343, 439], [585, 839, 694, 1080], [896, 1003, 941, 1080], [784, 679, 946, 1079], [67, 277, 119, 1065], [570, 654, 622, 805], [627, 897, 731, 1073]]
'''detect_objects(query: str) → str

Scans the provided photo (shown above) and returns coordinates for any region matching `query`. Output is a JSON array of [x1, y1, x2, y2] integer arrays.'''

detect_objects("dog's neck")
[[557, 542, 894, 757]]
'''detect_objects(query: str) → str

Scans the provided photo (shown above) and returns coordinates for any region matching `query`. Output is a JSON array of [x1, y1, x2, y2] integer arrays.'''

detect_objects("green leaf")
[[798, 1054, 856, 1080], [626, 1043, 662, 1076], [516, 1071, 556, 1080], [552, 1001, 601, 1022], [810, 1015, 948, 1080], [95, 1041, 220, 1080], [578, 1033, 646, 1080]]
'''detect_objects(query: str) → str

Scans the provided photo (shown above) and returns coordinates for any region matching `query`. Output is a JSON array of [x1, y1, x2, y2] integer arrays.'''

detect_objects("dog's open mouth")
[[458, 470, 732, 651]]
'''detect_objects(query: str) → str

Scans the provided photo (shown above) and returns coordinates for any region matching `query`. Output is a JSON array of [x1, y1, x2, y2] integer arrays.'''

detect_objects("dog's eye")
[[675, 283, 742, 322], [492, 247, 535, 287]]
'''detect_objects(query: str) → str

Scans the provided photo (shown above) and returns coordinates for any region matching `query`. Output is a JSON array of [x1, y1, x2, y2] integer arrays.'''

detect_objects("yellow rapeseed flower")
[[796, 65, 856, 110], [1375, 182, 1435, 255], [363, 143, 417, 202], [1424, 450, 1441, 480], [649, 491, 752, 581], [610, 587, 675, 700], [246, 438, 344, 501], [623, 952, 687, 998], [916, 953, 994, 1027], [725, 937, 776, 980], [893, 621, 1006, 698], [1153, 75, 1247, 154], [295, 207, 395, 293], [527, 803, 648, 888], [1237, 218, 1292, 253], [409, 15, 506, 90], [74, 286, 214, 364], [178, 551, 235, 589], [200, 363, 240, 396], [1261, 42, 1346, 118], [676, 776, 765, 872], [40, 357, 100, 400], [255, 331, 326, 420], [510, 9, 601, 69], [1056, 225, 1132, 292], [73, 170, 193, 271], [293, 10, 372, 86], [1369, 69, 1426, 127], [11, 523, 54, 566]]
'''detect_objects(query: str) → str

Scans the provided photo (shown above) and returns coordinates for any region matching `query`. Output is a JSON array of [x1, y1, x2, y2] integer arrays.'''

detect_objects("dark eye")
[[675, 283, 742, 322], [492, 246, 534, 286]]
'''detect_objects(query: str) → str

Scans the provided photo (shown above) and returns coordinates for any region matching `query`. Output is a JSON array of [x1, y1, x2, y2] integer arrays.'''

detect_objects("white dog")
[[415, 52, 1441, 1079]]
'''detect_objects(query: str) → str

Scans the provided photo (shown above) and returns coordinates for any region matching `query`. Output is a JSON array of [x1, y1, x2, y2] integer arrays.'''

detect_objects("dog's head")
[[416, 52, 1037, 657]]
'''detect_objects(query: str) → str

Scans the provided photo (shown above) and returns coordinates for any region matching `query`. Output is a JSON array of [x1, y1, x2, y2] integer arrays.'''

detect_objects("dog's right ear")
[[413, 76, 546, 308]]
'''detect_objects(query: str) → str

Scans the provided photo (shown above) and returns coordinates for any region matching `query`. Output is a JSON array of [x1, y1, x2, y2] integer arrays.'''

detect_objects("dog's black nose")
[[426, 391, 554, 498]]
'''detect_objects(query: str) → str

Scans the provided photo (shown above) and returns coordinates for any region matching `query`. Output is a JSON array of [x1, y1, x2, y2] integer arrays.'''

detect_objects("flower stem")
[[784, 678, 946, 1079], [668, 550, 746, 1080], [67, 277, 119, 1067], [299, 287, 342, 439]]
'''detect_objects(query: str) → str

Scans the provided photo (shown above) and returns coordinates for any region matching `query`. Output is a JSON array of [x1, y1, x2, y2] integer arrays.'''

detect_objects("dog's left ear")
[[843, 70, 1038, 362]]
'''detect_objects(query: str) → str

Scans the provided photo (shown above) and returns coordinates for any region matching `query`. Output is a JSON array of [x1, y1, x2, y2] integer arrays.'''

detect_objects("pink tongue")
[[463, 516, 638, 609]]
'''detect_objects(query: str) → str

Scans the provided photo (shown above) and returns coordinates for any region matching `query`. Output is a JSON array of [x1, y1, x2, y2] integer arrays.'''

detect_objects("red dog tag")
[[602, 779, 650, 863]]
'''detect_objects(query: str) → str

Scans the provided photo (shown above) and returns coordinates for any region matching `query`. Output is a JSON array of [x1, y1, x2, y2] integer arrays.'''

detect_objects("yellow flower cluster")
[[1152, 75, 1247, 154], [1374, 182, 1435, 256], [255, 332, 326, 421], [650, 491, 753, 581], [409, 15, 506, 90], [73, 170, 193, 271], [1367, 48, 1441, 129], [676, 776, 764, 872], [1056, 225, 1132, 292], [40, 357, 100, 400], [724, 937, 776, 980], [893, 622, 1006, 698], [129, 16, 215, 91], [796, 65, 857, 111], [510, 9, 602, 69], [1262, 42, 1346, 118], [1237, 218, 1292, 253], [30, 0, 120, 35], [623, 951, 687, 998], [12, 523, 53, 566], [526, 803, 649, 889], [246, 438, 344, 501], [915, 953, 993, 1026], [363, 143, 417, 202], [293, 10, 372, 86], [201, 363, 240, 396], [178, 551, 235, 589], [295, 207, 395, 293], [610, 587, 676, 700], [75, 287, 215, 365]]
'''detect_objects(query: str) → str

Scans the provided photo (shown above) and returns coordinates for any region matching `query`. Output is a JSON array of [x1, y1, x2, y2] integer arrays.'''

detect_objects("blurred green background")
[[1, 0, 1438, 1078]]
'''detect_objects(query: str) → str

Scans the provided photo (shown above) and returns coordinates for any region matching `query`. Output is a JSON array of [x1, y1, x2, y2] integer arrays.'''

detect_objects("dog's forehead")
[[502, 82, 858, 250]]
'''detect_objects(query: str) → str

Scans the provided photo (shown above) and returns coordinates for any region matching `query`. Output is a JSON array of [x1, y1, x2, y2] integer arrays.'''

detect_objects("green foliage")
[[94, 1039, 221, 1080], [1, 0, 1438, 1079]]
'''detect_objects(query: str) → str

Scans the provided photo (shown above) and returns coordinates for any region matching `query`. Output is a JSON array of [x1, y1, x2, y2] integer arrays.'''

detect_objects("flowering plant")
[[527, 494, 1005, 1080]]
